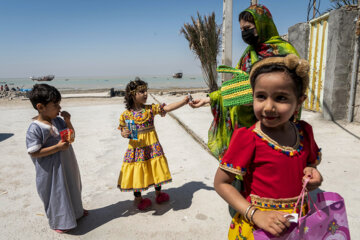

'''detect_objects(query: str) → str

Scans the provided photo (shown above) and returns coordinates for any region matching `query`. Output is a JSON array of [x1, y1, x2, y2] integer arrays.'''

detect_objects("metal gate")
[[304, 14, 329, 112]]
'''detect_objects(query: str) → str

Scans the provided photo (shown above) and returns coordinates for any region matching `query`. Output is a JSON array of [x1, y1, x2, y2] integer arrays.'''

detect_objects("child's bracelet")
[[243, 204, 253, 221], [250, 208, 259, 225]]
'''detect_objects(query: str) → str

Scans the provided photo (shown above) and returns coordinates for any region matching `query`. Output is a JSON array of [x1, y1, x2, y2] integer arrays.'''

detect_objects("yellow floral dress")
[[117, 104, 172, 192]]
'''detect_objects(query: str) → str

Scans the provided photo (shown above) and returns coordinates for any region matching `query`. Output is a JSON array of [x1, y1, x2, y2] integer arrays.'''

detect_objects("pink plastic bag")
[[253, 180, 350, 240]]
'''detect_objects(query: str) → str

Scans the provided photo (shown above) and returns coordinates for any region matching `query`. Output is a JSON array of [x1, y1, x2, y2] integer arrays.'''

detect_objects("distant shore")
[[0, 87, 209, 107], [58, 87, 209, 94]]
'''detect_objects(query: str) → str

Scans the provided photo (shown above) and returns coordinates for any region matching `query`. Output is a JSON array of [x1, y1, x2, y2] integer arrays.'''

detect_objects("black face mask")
[[242, 28, 259, 46]]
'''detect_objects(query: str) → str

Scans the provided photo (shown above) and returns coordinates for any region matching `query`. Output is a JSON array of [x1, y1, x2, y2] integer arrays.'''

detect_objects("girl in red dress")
[[214, 54, 323, 240]]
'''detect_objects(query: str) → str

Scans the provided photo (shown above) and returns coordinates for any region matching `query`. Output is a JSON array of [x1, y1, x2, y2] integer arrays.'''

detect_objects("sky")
[[0, 0, 334, 78]]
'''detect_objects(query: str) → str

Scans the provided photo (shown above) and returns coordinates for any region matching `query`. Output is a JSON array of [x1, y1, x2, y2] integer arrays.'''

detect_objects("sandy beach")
[[0, 91, 360, 239]]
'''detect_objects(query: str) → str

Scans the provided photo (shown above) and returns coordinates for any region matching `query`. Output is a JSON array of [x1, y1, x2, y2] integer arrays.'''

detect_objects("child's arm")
[[214, 168, 291, 237], [163, 96, 189, 113], [30, 140, 70, 158], [214, 168, 252, 215], [61, 111, 75, 134], [303, 167, 323, 191], [189, 97, 210, 108]]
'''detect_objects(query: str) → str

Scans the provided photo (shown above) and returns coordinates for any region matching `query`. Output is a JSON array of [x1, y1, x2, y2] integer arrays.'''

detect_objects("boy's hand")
[[61, 111, 71, 123], [252, 210, 290, 237], [121, 129, 131, 138], [56, 139, 70, 151], [303, 167, 323, 191]]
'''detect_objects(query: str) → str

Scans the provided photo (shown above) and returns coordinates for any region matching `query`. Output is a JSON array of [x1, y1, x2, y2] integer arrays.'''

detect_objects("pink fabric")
[[253, 185, 350, 239]]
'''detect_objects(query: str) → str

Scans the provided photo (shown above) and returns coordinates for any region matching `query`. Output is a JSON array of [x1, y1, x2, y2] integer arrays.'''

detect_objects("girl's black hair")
[[250, 57, 304, 98], [239, 11, 255, 23], [124, 79, 148, 110], [28, 84, 61, 110]]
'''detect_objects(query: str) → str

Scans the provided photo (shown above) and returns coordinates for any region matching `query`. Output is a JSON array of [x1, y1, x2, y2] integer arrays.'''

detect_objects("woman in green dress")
[[191, 4, 299, 161]]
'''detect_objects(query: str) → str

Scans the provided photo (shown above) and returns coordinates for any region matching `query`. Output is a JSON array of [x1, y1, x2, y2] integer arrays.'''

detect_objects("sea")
[[0, 75, 219, 91]]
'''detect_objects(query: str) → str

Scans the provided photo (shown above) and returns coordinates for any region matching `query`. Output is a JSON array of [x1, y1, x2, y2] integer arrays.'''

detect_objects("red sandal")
[[137, 198, 152, 210], [83, 209, 89, 217], [77, 209, 89, 220], [54, 229, 69, 234], [156, 192, 170, 204]]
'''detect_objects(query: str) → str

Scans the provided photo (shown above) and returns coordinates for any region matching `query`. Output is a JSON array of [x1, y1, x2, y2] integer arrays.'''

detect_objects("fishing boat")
[[172, 72, 183, 78], [30, 75, 55, 81]]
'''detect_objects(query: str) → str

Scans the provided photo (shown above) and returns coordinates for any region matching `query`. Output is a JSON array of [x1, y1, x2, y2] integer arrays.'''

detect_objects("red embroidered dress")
[[219, 120, 321, 239], [117, 104, 172, 192]]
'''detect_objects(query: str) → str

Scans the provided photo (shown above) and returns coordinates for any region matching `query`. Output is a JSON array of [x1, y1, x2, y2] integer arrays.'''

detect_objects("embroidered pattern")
[[119, 104, 167, 131], [251, 199, 296, 209], [219, 161, 247, 176], [118, 179, 172, 192], [123, 142, 164, 163], [250, 194, 302, 209], [252, 122, 303, 157], [158, 103, 167, 116]]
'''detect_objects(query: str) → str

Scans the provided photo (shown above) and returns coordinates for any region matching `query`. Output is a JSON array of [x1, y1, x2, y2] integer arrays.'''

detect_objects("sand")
[[0, 92, 359, 239]]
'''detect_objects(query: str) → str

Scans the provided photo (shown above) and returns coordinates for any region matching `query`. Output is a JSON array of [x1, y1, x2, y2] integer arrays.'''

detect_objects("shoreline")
[[58, 87, 209, 94], [0, 87, 209, 108]]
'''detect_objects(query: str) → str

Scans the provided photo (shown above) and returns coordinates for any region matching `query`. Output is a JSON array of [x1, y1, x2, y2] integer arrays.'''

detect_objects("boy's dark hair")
[[124, 79, 148, 110], [239, 11, 254, 23], [28, 84, 61, 110], [250, 55, 304, 98]]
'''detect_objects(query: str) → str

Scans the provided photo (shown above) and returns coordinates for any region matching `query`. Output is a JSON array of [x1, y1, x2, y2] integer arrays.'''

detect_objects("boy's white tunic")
[[26, 117, 83, 230]]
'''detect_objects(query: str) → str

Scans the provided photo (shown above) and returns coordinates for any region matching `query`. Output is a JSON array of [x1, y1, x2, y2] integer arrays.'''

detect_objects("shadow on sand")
[[70, 181, 214, 235], [0, 133, 14, 142]]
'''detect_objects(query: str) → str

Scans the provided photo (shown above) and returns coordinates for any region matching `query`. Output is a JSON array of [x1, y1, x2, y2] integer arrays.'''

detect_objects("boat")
[[172, 72, 183, 78], [30, 75, 55, 81]]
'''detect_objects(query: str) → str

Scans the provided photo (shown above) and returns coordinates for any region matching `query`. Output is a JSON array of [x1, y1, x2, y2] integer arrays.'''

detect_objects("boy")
[[26, 84, 86, 233]]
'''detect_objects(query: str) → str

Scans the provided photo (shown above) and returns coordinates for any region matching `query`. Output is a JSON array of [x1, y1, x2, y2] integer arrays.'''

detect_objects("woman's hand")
[[121, 129, 130, 138], [303, 167, 323, 191], [252, 210, 290, 237], [189, 97, 210, 108]]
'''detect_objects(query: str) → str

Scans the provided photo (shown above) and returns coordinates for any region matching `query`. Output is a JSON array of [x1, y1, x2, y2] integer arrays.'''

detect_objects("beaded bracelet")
[[249, 208, 259, 225], [244, 205, 253, 222]]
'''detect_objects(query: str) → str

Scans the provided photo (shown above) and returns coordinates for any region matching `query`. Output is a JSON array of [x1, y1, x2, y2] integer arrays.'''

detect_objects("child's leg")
[[155, 186, 162, 196], [134, 191, 142, 204], [134, 191, 142, 198]]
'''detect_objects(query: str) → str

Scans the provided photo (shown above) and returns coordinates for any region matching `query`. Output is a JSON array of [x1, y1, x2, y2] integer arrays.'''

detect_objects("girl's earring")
[[293, 110, 299, 123]]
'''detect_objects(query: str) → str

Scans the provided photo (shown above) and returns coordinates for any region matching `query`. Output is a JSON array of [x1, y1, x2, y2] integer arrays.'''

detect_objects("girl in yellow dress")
[[118, 79, 189, 210]]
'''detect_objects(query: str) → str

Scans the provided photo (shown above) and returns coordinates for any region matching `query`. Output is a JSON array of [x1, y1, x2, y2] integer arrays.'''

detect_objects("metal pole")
[[221, 0, 233, 82], [313, 0, 316, 19]]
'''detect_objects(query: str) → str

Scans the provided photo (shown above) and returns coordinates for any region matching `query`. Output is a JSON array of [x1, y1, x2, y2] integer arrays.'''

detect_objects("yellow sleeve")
[[151, 103, 166, 116], [118, 112, 127, 130]]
